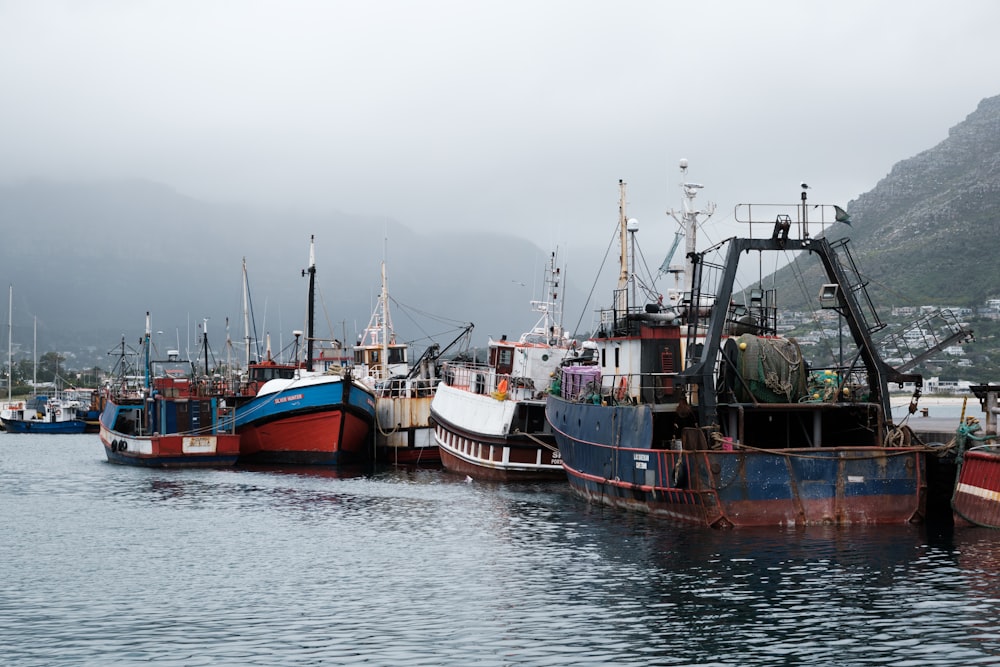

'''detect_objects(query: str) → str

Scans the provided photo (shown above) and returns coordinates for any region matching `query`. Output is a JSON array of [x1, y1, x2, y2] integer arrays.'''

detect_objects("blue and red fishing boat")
[[547, 171, 927, 527], [99, 313, 241, 467], [232, 236, 376, 465], [951, 384, 1000, 528]]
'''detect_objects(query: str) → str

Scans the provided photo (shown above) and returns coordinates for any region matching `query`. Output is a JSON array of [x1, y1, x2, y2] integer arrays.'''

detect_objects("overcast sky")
[[2, 1, 998, 271]]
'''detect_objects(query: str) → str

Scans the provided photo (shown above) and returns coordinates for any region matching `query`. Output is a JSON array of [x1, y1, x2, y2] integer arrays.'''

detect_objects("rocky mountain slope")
[[793, 94, 1000, 309]]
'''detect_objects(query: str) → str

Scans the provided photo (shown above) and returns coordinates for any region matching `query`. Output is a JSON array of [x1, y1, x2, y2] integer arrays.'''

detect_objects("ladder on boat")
[[828, 237, 886, 338], [876, 309, 975, 374]]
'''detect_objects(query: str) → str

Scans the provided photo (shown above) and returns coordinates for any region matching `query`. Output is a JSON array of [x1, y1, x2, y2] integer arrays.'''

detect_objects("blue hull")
[[98, 393, 242, 468], [233, 374, 376, 465], [2, 418, 87, 434], [233, 376, 373, 429], [546, 395, 926, 527]]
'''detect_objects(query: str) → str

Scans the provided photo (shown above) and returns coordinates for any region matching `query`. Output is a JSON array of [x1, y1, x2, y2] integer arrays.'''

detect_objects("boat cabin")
[[105, 358, 226, 437], [354, 342, 408, 381]]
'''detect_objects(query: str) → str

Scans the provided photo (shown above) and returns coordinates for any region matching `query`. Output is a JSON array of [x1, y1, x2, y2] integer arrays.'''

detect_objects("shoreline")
[[889, 395, 979, 407]]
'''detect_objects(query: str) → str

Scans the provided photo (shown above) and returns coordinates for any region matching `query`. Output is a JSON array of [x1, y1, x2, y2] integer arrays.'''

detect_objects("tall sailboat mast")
[[242, 258, 251, 370], [302, 235, 316, 372], [7, 285, 11, 401]]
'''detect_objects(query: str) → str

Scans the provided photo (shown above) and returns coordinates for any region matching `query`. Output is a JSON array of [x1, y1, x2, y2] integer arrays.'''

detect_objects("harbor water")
[[2, 433, 1000, 666]]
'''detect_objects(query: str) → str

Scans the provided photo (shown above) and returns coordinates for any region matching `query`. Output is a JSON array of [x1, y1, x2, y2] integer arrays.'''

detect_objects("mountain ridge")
[[4, 94, 1000, 373], [0, 180, 588, 368], [814, 94, 1000, 308]]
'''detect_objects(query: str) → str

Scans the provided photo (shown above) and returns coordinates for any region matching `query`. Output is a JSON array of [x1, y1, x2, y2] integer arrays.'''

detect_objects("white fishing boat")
[[431, 251, 575, 481]]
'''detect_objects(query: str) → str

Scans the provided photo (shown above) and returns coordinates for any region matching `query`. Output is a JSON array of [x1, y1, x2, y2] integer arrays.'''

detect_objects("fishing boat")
[[1, 284, 15, 429], [431, 251, 575, 481], [2, 394, 88, 434], [546, 171, 928, 528], [2, 293, 90, 433], [0, 399, 26, 429], [232, 236, 377, 465], [99, 313, 241, 467], [951, 384, 1000, 528], [354, 261, 473, 465], [70, 388, 105, 433]]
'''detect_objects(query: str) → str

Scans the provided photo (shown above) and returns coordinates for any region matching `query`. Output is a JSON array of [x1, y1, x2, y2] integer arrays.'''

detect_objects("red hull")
[[239, 409, 372, 465], [953, 449, 1000, 528], [100, 429, 241, 468]]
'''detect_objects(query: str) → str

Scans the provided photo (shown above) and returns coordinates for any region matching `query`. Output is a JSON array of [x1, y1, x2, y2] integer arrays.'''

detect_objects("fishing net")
[[726, 334, 807, 403]]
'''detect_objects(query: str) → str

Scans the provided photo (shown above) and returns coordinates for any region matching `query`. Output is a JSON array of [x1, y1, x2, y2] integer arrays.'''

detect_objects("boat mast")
[[302, 235, 316, 372], [7, 285, 11, 401], [550, 251, 563, 340], [144, 312, 151, 390], [617, 180, 629, 317], [224, 317, 233, 386], [530, 250, 564, 342], [667, 159, 715, 300], [202, 318, 210, 376], [242, 258, 251, 370], [380, 260, 391, 376]]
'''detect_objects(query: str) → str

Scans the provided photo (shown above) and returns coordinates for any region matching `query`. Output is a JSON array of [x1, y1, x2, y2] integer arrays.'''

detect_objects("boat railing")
[[375, 375, 438, 398], [441, 361, 542, 400], [441, 361, 489, 390], [608, 372, 679, 405], [557, 367, 679, 405], [595, 302, 672, 338]]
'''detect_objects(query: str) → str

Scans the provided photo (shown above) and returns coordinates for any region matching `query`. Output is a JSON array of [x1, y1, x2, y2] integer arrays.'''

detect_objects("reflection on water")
[[2, 433, 1000, 666]]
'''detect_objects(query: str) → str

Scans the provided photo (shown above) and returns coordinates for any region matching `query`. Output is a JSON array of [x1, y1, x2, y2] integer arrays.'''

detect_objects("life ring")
[[615, 377, 628, 401], [55, 409, 62, 417]]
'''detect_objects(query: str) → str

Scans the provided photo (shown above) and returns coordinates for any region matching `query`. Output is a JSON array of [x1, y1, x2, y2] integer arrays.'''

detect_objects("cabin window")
[[495, 348, 514, 375], [388, 347, 406, 365], [614, 347, 620, 368]]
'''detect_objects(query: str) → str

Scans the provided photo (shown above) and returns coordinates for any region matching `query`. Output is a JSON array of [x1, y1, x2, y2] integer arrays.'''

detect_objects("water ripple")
[[3, 434, 1000, 665]]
